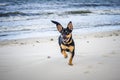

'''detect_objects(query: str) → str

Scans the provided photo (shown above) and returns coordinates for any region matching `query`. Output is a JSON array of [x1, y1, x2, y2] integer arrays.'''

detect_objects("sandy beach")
[[0, 30, 120, 80]]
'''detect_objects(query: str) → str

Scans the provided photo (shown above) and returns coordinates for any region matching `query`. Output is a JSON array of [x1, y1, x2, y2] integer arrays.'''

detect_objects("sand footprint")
[[102, 55, 109, 57], [110, 51, 117, 55], [84, 71, 90, 74], [102, 51, 118, 58], [83, 65, 93, 74], [36, 41, 40, 43], [98, 62, 104, 65], [87, 65, 93, 69], [20, 42, 26, 45]]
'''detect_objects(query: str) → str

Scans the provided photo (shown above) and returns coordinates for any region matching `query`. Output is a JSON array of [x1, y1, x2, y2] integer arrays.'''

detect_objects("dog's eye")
[[61, 31, 64, 34], [66, 32, 69, 35], [65, 31, 69, 35]]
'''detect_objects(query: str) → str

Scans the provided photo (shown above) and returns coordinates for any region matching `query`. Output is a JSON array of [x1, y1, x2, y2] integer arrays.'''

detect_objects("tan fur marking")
[[66, 33, 71, 38], [61, 44, 67, 50], [68, 46, 74, 52], [61, 44, 74, 52], [61, 50, 68, 58], [66, 33, 72, 44], [69, 55, 73, 65]]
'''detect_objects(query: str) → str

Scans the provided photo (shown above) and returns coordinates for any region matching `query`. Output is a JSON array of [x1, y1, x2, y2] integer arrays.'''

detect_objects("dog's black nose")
[[62, 34, 66, 39]]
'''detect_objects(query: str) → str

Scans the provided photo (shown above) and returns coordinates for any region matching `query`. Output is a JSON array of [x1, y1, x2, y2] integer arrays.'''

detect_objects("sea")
[[0, 0, 120, 41]]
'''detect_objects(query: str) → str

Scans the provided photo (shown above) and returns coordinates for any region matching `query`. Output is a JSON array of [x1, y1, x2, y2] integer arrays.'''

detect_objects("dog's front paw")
[[64, 55, 68, 58], [68, 63, 73, 66]]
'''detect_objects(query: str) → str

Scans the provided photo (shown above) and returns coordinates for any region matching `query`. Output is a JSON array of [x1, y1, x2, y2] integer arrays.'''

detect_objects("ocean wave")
[[1, 9, 120, 17], [66, 9, 120, 15], [0, 11, 26, 17], [75, 22, 120, 29], [0, 3, 9, 6], [94, 10, 120, 15], [65, 10, 92, 14], [0, 34, 8, 37], [0, 9, 120, 23], [0, 11, 54, 17], [93, 22, 120, 27], [0, 24, 53, 34], [70, 3, 120, 7]]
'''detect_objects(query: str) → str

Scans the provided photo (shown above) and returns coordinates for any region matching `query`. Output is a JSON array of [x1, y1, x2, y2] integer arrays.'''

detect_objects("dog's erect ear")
[[51, 20, 63, 33], [67, 21, 73, 31]]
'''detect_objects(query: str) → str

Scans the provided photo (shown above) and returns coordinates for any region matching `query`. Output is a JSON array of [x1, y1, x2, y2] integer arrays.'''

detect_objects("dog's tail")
[[51, 20, 61, 26]]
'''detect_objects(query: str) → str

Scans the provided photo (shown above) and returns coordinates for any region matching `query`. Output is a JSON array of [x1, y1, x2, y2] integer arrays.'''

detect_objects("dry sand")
[[0, 30, 120, 80]]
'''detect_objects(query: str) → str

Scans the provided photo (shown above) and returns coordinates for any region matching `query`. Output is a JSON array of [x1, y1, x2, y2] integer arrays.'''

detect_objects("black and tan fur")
[[51, 20, 75, 65]]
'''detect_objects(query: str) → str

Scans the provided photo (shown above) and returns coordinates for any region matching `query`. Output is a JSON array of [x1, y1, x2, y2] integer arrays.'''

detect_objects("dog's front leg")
[[68, 46, 75, 65], [69, 50, 74, 65], [60, 44, 68, 58], [61, 50, 68, 58]]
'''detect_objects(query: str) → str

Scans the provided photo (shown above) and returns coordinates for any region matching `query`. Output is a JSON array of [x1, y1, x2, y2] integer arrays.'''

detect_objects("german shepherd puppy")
[[51, 20, 75, 65]]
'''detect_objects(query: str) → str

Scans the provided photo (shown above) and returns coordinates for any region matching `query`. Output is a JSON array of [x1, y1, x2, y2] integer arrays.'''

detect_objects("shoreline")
[[0, 29, 120, 46]]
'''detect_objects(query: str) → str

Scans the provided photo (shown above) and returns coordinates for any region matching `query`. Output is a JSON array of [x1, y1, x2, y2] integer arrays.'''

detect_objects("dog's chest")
[[61, 44, 74, 52]]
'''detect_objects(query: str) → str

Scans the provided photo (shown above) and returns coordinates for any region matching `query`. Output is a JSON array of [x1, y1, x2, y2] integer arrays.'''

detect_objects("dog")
[[51, 20, 75, 65]]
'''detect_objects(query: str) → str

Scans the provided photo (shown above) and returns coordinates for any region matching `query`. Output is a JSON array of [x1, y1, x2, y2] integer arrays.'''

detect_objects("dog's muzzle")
[[62, 35, 70, 43]]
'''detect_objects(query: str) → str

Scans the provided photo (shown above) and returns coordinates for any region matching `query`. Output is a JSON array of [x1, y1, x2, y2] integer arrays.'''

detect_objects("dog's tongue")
[[63, 38, 69, 42]]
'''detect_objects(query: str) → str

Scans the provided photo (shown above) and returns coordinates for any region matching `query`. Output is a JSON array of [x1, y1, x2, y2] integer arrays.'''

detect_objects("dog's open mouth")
[[63, 37, 69, 42]]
